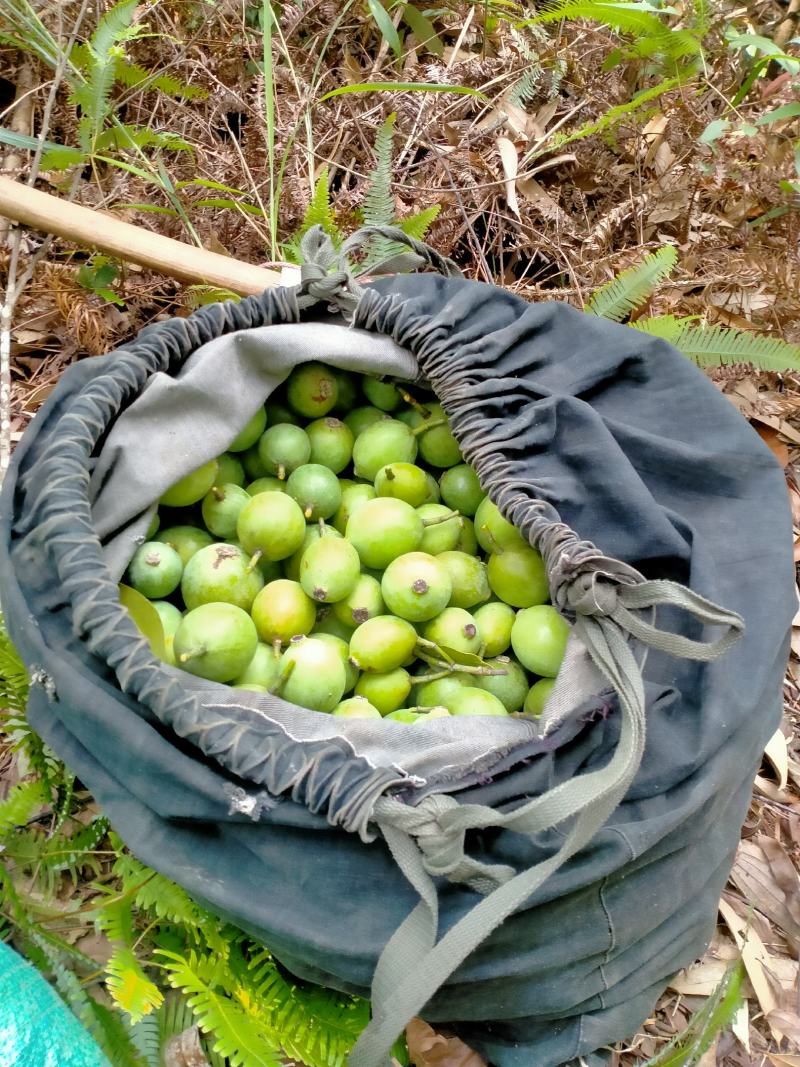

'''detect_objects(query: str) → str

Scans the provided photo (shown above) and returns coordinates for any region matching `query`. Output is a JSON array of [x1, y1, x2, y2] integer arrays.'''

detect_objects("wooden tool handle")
[[0, 176, 282, 296]]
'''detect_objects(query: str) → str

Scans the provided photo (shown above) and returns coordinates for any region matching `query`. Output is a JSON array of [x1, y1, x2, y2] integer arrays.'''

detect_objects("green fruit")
[[352, 419, 418, 481], [362, 377, 401, 411], [215, 453, 246, 487], [416, 706, 452, 721], [201, 484, 251, 540], [437, 551, 490, 610], [228, 407, 267, 452], [236, 492, 306, 561], [475, 657, 529, 712], [251, 579, 316, 645], [160, 459, 219, 507], [286, 464, 342, 521], [151, 600, 183, 638], [439, 464, 484, 516], [345, 498, 423, 569], [354, 668, 411, 714], [233, 642, 281, 689], [417, 504, 462, 555], [448, 687, 509, 717], [332, 482, 376, 535], [385, 709, 422, 724], [487, 546, 549, 608], [163, 634, 175, 666], [332, 696, 382, 719], [156, 525, 214, 567], [349, 615, 418, 672], [343, 406, 389, 438], [258, 424, 311, 480], [242, 443, 268, 480], [473, 601, 515, 656], [265, 397, 301, 426], [423, 472, 441, 504], [374, 463, 429, 507], [423, 607, 482, 656], [235, 683, 267, 692], [276, 636, 345, 712], [511, 605, 570, 677], [474, 498, 526, 553], [246, 477, 285, 496], [413, 673, 471, 710], [524, 677, 556, 717], [333, 573, 384, 629], [306, 417, 354, 474], [181, 543, 264, 612], [413, 403, 462, 468], [284, 524, 342, 581], [455, 516, 478, 555], [146, 511, 160, 539], [312, 608, 355, 642], [315, 633, 359, 692], [286, 361, 338, 418], [174, 603, 258, 683], [300, 536, 360, 603], [332, 369, 359, 413], [381, 552, 452, 622], [127, 542, 183, 599]]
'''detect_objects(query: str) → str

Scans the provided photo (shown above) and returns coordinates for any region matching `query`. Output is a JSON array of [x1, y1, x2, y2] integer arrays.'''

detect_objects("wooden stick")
[[0, 176, 283, 296]]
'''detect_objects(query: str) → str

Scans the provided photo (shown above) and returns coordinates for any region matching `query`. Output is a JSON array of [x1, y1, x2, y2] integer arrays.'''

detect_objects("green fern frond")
[[633, 317, 800, 371], [113, 851, 206, 928], [27, 931, 99, 1027], [0, 779, 46, 834], [529, 2, 703, 59], [113, 58, 207, 99], [0, 617, 29, 712], [106, 945, 164, 1022], [96, 895, 136, 944], [587, 245, 678, 321], [95, 125, 193, 154], [89, 0, 143, 58], [71, 0, 141, 144], [86, 1001, 151, 1067], [304, 168, 340, 240], [128, 1013, 161, 1067], [397, 204, 440, 242], [158, 950, 283, 1067], [362, 113, 396, 230], [508, 64, 542, 107]]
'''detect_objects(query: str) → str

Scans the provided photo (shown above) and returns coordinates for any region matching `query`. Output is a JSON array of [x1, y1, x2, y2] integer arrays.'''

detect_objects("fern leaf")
[[0, 779, 46, 833], [633, 318, 800, 371], [128, 1013, 161, 1067], [304, 168, 340, 239], [507, 63, 542, 107], [528, 2, 702, 60], [112, 57, 207, 99], [361, 113, 396, 229], [397, 204, 440, 241], [586, 245, 678, 321], [0, 616, 29, 712], [86, 1001, 151, 1067], [106, 946, 164, 1022], [89, 0, 142, 58], [94, 125, 193, 154], [114, 852, 206, 927], [72, 0, 141, 144], [95, 896, 136, 944]]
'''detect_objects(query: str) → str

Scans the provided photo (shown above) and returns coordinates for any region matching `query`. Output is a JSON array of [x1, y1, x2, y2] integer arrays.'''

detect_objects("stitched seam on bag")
[[597, 826, 636, 1007]]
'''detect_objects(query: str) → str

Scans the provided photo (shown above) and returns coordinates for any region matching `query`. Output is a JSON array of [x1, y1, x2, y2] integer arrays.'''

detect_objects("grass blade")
[[320, 82, 485, 100]]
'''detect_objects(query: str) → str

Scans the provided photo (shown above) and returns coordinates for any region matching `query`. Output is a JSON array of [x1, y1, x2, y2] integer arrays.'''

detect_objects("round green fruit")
[[233, 642, 281, 690], [174, 603, 258, 683], [257, 424, 311, 480], [314, 633, 359, 692], [151, 600, 183, 638], [312, 608, 355, 642], [235, 683, 267, 692], [413, 403, 462, 468], [439, 463, 484, 516], [284, 524, 341, 582], [413, 673, 471, 710], [524, 677, 555, 717], [437, 551, 490, 610], [146, 511, 160, 539], [454, 516, 478, 555], [286, 464, 342, 521], [345, 497, 423, 569], [475, 657, 529, 712], [352, 419, 418, 481], [448, 687, 509, 717], [344, 406, 389, 438], [332, 696, 382, 719], [333, 573, 384, 629], [381, 552, 452, 622], [306, 417, 354, 474], [181, 543, 264, 612], [511, 605, 570, 677], [250, 579, 316, 646], [472, 601, 515, 656], [300, 536, 360, 604], [423, 472, 441, 504], [487, 546, 549, 608], [332, 482, 376, 535], [156, 525, 214, 567], [374, 463, 429, 507], [236, 492, 306, 561], [349, 615, 418, 673], [127, 542, 183, 599], [354, 667, 411, 714], [286, 362, 338, 418], [423, 607, 482, 657], [417, 504, 463, 555], [385, 709, 422, 724], [474, 498, 526, 553], [201, 484, 251, 540], [332, 369, 359, 413], [246, 477, 285, 496], [362, 377, 401, 411], [265, 397, 301, 426], [215, 453, 246, 487], [241, 443, 268, 480], [276, 636, 345, 712], [228, 407, 267, 452], [160, 459, 218, 508]]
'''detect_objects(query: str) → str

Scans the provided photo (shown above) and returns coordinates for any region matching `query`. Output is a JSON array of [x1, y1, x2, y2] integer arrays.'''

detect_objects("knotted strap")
[[350, 575, 743, 1067]]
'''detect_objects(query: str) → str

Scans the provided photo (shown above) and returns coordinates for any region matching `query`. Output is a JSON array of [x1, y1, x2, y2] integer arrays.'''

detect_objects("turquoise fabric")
[[0, 941, 110, 1067]]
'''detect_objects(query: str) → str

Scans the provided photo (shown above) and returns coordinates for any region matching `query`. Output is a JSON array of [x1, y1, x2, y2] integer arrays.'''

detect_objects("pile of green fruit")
[[123, 362, 570, 723]]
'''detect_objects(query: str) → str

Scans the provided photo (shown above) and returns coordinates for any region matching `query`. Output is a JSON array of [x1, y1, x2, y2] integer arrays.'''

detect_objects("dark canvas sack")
[[1, 229, 793, 1066]]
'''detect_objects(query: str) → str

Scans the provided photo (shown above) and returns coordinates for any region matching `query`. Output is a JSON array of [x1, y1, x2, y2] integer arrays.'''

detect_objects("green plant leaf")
[[402, 4, 443, 55], [367, 0, 403, 57], [699, 117, 730, 144], [106, 946, 164, 1022], [398, 204, 441, 241], [118, 584, 167, 659], [320, 81, 484, 100], [586, 245, 678, 321], [756, 102, 800, 125], [632, 317, 800, 370], [0, 779, 46, 834]]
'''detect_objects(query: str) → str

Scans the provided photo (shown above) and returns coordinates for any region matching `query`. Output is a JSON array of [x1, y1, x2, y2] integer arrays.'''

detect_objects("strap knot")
[[564, 571, 618, 618]]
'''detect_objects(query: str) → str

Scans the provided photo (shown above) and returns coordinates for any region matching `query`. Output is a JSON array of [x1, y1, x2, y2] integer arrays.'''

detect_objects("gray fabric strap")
[[350, 577, 743, 1067]]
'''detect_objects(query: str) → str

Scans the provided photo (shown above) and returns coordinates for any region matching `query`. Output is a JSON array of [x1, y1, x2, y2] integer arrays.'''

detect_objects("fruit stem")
[[246, 550, 262, 573], [304, 505, 314, 519], [412, 669, 451, 683], [422, 508, 460, 527], [269, 658, 295, 695], [277, 464, 286, 480], [395, 386, 431, 419], [178, 646, 206, 663], [415, 636, 454, 664], [415, 650, 507, 676], [272, 637, 282, 658], [411, 417, 446, 437], [211, 485, 225, 501], [318, 518, 327, 535]]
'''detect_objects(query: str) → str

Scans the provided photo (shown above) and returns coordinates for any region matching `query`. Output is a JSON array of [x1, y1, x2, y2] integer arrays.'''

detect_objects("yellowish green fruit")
[[160, 459, 219, 508]]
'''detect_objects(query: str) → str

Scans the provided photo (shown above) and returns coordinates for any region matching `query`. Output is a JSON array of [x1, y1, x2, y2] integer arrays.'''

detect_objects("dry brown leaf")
[[719, 898, 786, 1043], [764, 729, 790, 791], [517, 177, 561, 218], [730, 838, 800, 949], [164, 1026, 211, 1067], [754, 423, 791, 467], [768, 1056, 800, 1067], [528, 98, 558, 141], [750, 414, 800, 447], [406, 1018, 487, 1067], [496, 136, 520, 219], [647, 189, 689, 225], [731, 998, 750, 1053], [768, 1010, 800, 1046]]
